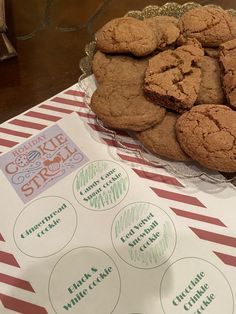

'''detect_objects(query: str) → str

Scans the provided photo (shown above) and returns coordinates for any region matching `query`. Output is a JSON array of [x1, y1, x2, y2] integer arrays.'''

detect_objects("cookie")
[[92, 51, 148, 84], [196, 56, 225, 104], [176, 104, 236, 172], [178, 7, 236, 47], [204, 48, 219, 59], [136, 112, 189, 161], [177, 37, 202, 48], [96, 17, 157, 57], [144, 16, 180, 49], [219, 38, 236, 109], [146, 16, 179, 26], [144, 43, 204, 113], [90, 82, 166, 131]]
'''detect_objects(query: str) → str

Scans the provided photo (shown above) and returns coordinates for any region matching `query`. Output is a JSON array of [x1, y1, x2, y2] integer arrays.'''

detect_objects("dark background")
[[1, 0, 236, 123]]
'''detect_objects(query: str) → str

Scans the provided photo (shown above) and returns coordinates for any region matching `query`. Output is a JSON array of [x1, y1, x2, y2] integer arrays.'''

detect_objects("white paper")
[[0, 111, 236, 314]]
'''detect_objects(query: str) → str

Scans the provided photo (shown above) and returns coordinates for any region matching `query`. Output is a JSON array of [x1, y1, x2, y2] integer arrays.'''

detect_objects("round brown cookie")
[[136, 112, 189, 161], [178, 7, 236, 47], [175, 104, 236, 172], [92, 51, 148, 84], [196, 56, 225, 104], [144, 43, 204, 113], [90, 82, 166, 131], [144, 16, 180, 49], [96, 17, 157, 57]]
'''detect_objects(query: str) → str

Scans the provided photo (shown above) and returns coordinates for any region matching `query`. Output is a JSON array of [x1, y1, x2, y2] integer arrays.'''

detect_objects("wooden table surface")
[[0, 0, 236, 123]]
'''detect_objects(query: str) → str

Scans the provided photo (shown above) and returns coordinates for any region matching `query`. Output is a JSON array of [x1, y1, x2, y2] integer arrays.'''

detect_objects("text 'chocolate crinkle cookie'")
[[92, 51, 148, 84], [144, 42, 204, 113], [219, 38, 236, 110], [136, 112, 189, 161], [90, 82, 166, 131], [196, 56, 225, 104], [144, 16, 180, 50], [96, 17, 157, 57], [176, 104, 236, 172], [178, 7, 236, 47]]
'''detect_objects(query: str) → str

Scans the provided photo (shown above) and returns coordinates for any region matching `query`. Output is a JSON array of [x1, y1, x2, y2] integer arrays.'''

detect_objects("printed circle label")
[[14, 196, 77, 257], [73, 160, 129, 211], [49, 247, 121, 314], [160, 257, 234, 314], [111, 202, 176, 269]]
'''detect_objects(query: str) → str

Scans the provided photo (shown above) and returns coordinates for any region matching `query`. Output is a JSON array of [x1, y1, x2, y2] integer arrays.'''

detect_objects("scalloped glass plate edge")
[[78, 2, 236, 185]]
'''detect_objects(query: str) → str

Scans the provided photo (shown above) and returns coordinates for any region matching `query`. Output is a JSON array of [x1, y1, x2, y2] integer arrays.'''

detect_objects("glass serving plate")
[[78, 2, 236, 185]]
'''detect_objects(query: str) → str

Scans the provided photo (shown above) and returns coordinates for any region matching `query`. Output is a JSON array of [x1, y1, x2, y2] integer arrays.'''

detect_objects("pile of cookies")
[[90, 6, 236, 173]]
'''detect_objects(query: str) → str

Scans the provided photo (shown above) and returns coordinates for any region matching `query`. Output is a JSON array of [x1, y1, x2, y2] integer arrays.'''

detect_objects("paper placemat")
[[0, 76, 236, 314]]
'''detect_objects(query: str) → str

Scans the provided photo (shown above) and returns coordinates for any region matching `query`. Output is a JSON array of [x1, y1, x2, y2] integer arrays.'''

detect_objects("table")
[[0, 0, 236, 123], [0, 4, 236, 312]]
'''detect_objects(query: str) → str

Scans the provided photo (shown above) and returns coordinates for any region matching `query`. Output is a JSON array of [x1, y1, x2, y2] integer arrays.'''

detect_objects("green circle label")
[[49, 247, 121, 314], [14, 196, 77, 258], [111, 202, 176, 269], [73, 160, 129, 210], [160, 257, 234, 313]]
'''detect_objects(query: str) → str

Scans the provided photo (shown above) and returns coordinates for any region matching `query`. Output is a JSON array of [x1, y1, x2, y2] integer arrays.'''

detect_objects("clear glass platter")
[[78, 2, 236, 185]]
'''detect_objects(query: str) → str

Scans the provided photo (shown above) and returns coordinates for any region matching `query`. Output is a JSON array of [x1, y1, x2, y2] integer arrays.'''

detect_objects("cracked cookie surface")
[[96, 17, 157, 57], [90, 82, 166, 131], [144, 16, 180, 50], [219, 38, 236, 110], [178, 7, 236, 47], [136, 112, 189, 161], [143, 43, 204, 113], [92, 51, 148, 84], [196, 56, 225, 104], [176, 104, 236, 172]]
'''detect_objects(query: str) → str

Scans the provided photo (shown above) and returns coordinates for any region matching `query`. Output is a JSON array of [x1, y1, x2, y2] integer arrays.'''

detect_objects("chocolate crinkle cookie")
[[178, 7, 236, 47], [90, 82, 166, 131], [143, 42, 204, 113], [92, 51, 148, 84], [219, 38, 236, 110], [176, 104, 236, 172], [96, 17, 157, 57], [136, 111, 190, 161]]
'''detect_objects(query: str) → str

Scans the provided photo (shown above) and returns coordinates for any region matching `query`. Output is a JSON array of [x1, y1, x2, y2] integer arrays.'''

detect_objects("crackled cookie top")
[[136, 112, 189, 161], [96, 17, 157, 56], [178, 7, 236, 47], [219, 38, 236, 110], [196, 56, 225, 104], [146, 16, 179, 26], [92, 51, 148, 84], [176, 104, 236, 172], [144, 43, 204, 113], [144, 16, 180, 49], [90, 82, 166, 131]]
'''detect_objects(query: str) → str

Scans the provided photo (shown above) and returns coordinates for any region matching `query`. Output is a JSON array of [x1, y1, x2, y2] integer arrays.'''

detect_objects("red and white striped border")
[[0, 81, 236, 314], [0, 233, 48, 313]]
